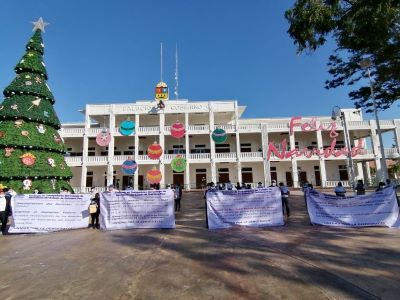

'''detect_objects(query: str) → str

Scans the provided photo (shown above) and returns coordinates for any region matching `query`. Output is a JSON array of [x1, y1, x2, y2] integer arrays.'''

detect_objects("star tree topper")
[[32, 17, 49, 32]]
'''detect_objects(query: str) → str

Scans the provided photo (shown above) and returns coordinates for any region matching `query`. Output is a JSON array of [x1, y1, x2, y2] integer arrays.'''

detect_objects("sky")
[[0, 1, 398, 131]]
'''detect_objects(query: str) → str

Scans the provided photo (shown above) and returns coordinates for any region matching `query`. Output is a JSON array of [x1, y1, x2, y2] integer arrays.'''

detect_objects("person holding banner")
[[0, 188, 12, 235], [279, 182, 290, 218], [89, 193, 100, 229], [334, 182, 346, 197]]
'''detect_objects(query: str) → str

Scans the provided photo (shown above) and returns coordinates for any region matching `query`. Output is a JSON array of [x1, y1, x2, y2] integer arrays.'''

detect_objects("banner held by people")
[[206, 188, 284, 230], [10, 194, 91, 233], [100, 189, 175, 230], [306, 187, 399, 227]]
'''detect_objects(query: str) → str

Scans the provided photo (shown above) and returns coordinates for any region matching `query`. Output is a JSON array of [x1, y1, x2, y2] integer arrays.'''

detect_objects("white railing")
[[60, 128, 85, 136], [188, 125, 209, 132], [138, 126, 160, 134], [163, 154, 186, 160], [215, 124, 235, 131], [64, 156, 82, 164], [73, 186, 107, 194], [87, 128, 102, 135], [265, 123, 288, 129], [324, 181, 350, 188], [137, 155, 153, 161], [348, 121, 369, 127], [164, 126, 171, 133], [385, 148, 400, 156], [379, 120, 394, 126], [237, 124, 261, 130], [86, 156, 108, 163], [189, 153, 211, 160], [215, 153, 237, 159], [240, 152, 263, 159], [359, 148, 374, 155], [113, 155, 134, 163]]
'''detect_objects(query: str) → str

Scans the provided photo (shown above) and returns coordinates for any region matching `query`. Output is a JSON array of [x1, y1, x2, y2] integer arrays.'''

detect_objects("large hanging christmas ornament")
[[212, 128, 227, 144], [146, 167, 162, 184], [171, 156, 187, 173], [119, 120, 135, 136], [20, 153, 36, 166], [4, 148, 15, 157], [121, 160, 137, 175], [171, 121, 185, 139], [147, 142, 163, 159], [96, 129, 111, 147], [23, 179, 32, 190]]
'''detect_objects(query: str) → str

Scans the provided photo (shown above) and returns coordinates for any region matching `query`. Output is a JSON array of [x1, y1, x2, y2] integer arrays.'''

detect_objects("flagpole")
[[175, 43, 179, 100]]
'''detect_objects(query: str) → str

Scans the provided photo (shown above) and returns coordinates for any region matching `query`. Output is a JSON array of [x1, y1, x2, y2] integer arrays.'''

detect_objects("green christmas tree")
[[0, 18, 73, 194]]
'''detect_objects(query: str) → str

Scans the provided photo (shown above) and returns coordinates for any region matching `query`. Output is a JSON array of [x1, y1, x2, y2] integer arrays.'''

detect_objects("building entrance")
[[173, 173, 184, 187]]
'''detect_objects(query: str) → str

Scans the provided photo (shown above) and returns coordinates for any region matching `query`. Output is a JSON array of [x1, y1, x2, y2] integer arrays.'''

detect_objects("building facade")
[[60, 99, 400, 193]]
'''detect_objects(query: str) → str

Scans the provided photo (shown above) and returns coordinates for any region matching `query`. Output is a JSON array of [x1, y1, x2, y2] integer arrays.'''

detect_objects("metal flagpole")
[[174, 43, 179, 100], [160, 42, 163, 82]]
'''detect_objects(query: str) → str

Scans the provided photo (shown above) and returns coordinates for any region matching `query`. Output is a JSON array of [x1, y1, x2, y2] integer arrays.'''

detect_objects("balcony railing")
[[385, 148, 400, 157], [60, 128, 85, 136], [189, 153, 211, 160], [215, 124, 235, 131], [215, 153, 237, 159], [237, 124, 261, 131], [64, 156, 82, 164], [324, 181, 350, 188], [240, 152, 263, 159], [138, 126, 160, 134], [187, 125, 209, 132], [164, 154, 186, 160], [86, 156, 108, 163]]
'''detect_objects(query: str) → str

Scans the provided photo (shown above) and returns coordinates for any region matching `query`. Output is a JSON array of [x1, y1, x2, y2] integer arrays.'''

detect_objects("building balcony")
[[215, 124, 236, 133], [237, 124, 261, 132], [64, 156, 82, 166], [215, 153, 237, 161], [60, 128, 85, 137], [187, 125, 210, 133], [189, 153, 211, 161], [385, 147, 400, 159], [240, 152, 263, 161]]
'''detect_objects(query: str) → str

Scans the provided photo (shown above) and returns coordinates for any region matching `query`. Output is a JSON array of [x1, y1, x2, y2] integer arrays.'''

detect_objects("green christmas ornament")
[[212, 128, 227, 144], [171, 156, 187, 173]]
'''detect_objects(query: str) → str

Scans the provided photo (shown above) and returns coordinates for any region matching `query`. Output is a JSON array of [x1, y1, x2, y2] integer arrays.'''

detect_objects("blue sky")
[[0, 0, 398, 129]]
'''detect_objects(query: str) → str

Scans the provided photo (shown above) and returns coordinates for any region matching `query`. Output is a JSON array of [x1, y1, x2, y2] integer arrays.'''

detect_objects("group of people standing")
[[334, 179, 395, 197]]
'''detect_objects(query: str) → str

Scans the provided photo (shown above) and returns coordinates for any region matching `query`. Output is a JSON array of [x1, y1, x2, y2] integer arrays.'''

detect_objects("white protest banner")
[[206, 188, 284, 230], [9, 194, 91, 233], [306, 187, 399, 227], [100, 190, 175, 230]]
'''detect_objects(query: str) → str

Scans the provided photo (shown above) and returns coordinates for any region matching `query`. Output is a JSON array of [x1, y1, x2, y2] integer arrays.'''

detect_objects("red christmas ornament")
[[147, 142, 163, 159], [146, 167, 162, 184], [171, 121, 185, 139]]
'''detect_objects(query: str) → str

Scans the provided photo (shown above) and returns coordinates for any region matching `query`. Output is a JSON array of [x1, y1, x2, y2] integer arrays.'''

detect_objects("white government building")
[[60, 97, 400, 193]]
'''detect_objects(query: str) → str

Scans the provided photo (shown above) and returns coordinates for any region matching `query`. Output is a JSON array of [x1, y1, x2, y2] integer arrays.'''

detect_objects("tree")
[[285, 0, 400, 111], [390, 162, 400, 179], [0, 19, 73, 193]]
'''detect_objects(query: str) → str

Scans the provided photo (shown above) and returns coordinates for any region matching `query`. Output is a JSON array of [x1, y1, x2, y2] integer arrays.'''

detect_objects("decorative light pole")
[[359, 59, 388, 181], [331, 106, 355, 189]]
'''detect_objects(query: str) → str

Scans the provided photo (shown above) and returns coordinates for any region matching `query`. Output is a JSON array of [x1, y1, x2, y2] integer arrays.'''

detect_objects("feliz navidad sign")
[[267, 116, 364, 160]]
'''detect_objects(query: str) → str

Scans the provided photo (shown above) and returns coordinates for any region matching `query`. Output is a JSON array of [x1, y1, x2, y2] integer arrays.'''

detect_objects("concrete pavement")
[[0, 191, 399, 299]]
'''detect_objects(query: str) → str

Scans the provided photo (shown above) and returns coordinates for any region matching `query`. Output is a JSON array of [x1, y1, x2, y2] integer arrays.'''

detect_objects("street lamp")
[[359, 59, 389, 181], [331, 106, 356, 189]]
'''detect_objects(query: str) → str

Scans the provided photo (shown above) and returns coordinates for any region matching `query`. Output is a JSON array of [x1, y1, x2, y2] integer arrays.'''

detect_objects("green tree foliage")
[[0, 29, 73, 193], [285, 0, 400, 111]]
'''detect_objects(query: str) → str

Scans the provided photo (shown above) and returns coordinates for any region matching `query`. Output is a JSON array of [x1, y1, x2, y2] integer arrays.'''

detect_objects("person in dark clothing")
[[0, 188, 12, 235], [89, 193, 100, 229], [279, 182, 290, 218], [355, 180, 366, 195], [174, 184, 182, 212], [376, 181, 386, 192]]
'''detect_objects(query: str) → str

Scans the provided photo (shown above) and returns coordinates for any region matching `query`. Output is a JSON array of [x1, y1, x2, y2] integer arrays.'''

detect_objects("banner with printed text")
[[206, 188, 284, 230], [306, 187, 399, 227], [9, 194, 91, 233], [100, 190, 175, 230]]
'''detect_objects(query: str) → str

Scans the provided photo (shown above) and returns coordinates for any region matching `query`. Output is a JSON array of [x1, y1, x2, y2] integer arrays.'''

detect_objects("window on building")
[[240, 143, 252, 152], [114, 151, 121, 155], [86, 171, 94, 176], [191, 145, 207, 154], [100, 151, 108, 156], [215, 144, 230, 153], [338, 165, 349, 180], [171, 145, 185, 154], [128, 146, 135, 149], [123, 151, 134, 155]]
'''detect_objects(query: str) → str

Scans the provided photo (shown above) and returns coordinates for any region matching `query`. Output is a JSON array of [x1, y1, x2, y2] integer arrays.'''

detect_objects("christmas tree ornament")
[[146, 167, 162, 184], [54, 134, 62, 144], [36, 124, 46, 134], [27, 98, 41, 110], [35, 76, 42, 83], [122, 160, 137, 175], [0, 106, 3, 110], [20, 153, 36, 166], [14, 119, 24, 128], [147, 142, 163, 159], [0, 132, 5, 139], [171, 121, 185, 139], [48, 158, 56, 167], [119, 119, 135, 136], [22, 179, 32, 190], [43, 111, 49, 117], [25, 75, 31, 79], [32, 17, 49, 32], [4, 148, 15, 157], [50, 179, 56, 190], [11, 104, 19, 112], [212, 128, 227, 144], [25, 81, 32, 86], [20, 59, 25, 63], [96, 129, 111, 146], [21, 130, 30, 137], [171, 156, 187, 172]]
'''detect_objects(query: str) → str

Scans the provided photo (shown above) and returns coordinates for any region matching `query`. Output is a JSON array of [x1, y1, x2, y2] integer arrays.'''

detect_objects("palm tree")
[[389, 162, 400, 179]]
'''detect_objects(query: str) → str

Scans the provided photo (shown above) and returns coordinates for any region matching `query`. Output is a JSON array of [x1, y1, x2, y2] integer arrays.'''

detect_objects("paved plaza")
[[0, 191, 399, 300]]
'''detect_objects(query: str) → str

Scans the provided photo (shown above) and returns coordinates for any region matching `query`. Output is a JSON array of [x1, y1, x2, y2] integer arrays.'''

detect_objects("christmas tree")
[[0, 18, 73, 193]]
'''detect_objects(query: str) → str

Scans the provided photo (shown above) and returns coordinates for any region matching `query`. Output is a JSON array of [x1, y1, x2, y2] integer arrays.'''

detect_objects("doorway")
[[285, 172, 293, 187], [122, 176, 133, 189], [138, 175, 144, 190], [196, 173, 207, 189], [299, 171, 308, 185], [173, 173, 184, 186]]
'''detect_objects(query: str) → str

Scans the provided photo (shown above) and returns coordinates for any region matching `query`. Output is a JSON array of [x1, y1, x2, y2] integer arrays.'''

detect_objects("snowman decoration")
[[36, 124, 46, 134], [48, 157, 56, 167], [23, 179, 32, 190]]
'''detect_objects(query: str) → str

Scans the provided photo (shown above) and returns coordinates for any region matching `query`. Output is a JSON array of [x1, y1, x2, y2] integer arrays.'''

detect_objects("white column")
[[369, 120, 382, 179], [159, 112, 165, 187], [261, 124, 271, 186], [80, 165, 87, 188], [80, 106, 90, 188], [366, 161, 372, 184], [185, 112, 190, 190], [289, 132, 299, 188], [237, 161, 242, 185], [209, 103, 217, 183], [106, 106, 115, 186], [134, 114, 140, 189], [316, 128, 327, 187], [394, 120, 400, 150]]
